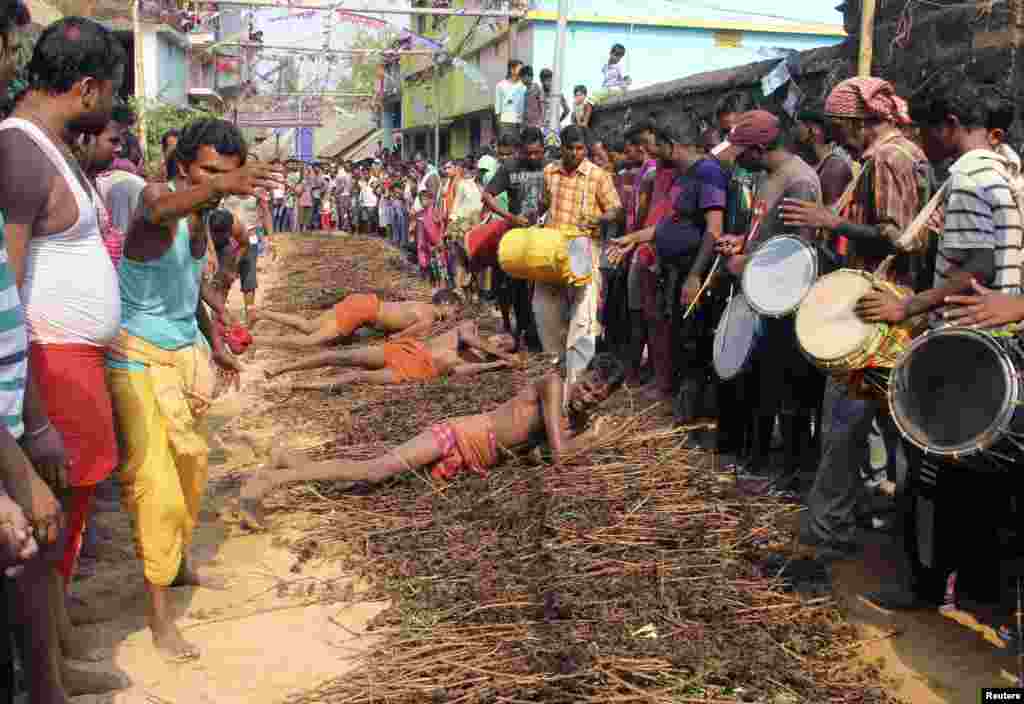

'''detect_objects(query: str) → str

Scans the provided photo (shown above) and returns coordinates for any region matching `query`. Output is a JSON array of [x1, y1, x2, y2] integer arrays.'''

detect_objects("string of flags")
[[759, 51, 805, 119]]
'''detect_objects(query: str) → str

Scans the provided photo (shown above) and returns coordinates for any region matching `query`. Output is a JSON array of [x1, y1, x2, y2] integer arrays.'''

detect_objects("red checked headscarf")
[[825, 77, 911, 125]]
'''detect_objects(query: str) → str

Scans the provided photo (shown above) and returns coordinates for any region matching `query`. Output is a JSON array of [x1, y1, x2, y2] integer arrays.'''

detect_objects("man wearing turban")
[[778, 77, 934, 574]]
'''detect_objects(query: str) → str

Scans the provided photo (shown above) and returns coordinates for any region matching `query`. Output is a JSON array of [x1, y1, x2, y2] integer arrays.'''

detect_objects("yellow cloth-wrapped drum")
[[498, 226, 593, 287]]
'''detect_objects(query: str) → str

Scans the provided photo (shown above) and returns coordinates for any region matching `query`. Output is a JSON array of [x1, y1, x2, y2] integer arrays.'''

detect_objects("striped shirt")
[[935, 149, 1024, 297], [0, 213, 27, 439]]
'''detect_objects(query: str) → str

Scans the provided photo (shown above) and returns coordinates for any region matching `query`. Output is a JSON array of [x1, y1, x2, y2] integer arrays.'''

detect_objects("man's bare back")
[[264, 321, 519, 386], [239, 360, 624, 530], [378, 301, 441, 335], [251, 291, 460, 349]]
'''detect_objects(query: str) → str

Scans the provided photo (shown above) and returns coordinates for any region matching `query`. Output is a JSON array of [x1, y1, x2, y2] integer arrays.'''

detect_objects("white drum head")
[[741, 235, 818, 317], [795, 270, 875, 362], [567, 237, 592, 278], [713, 293, 761, 380]]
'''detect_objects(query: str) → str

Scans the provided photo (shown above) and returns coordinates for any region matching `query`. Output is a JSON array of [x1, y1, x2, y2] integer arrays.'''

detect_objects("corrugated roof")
[[339, 129, 386, 163], [594, 44, 846, 111], [317, 126, 376, 160]]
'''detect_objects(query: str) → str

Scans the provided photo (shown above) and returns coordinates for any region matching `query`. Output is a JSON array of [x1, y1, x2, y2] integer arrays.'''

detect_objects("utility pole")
[[433, 70, 440, 165], [858, 0, 876, 76], [133, 0, 147, 162], [548, 0, 568, 134]]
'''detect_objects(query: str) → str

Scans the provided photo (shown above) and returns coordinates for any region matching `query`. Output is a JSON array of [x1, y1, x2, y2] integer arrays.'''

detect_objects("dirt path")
[[64, 234, 387, 704], [63, 232, 1013, 704]]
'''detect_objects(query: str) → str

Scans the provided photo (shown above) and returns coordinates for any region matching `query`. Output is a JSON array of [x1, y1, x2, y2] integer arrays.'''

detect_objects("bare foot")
[[62, 662, 130, 695], [60, 624, 110, 663], [238, 470, 272, 532], [269, 446, 298, 469], [152, 623, 200, 663], [171, 559, 229, 590]]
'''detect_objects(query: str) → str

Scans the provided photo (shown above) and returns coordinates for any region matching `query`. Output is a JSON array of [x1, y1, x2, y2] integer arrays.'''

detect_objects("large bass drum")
[[712, 292, 763, 381], [889, 327, 1024, 468]]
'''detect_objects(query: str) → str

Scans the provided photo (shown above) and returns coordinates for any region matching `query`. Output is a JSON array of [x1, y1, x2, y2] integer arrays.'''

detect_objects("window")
[[713, 30, 743, 48], [470, 117, 481, 152]]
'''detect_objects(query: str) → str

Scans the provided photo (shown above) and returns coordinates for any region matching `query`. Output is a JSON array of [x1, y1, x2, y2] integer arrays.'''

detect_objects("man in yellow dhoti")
[[107, 118, 280, 661]]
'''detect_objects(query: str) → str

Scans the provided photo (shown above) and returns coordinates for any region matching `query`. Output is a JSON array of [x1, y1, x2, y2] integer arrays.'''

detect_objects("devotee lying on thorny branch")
[[249, 289, 461, 348], [264, 320, 521, 387], [239, 354, 626, 529]]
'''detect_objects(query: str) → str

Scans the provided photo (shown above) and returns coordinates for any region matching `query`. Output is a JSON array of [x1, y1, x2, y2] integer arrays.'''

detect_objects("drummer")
[[856, 81, 1021, 331], [711, 110, 824, 488], [860, 82, 1023, 612], [779, 77, 933, 568], [610, 122, 727, 407]]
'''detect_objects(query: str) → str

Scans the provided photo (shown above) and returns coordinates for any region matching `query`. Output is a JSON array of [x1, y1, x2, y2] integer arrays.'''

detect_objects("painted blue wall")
[[157, 34, 188, 106], [529, 21, 842, 100], [295, 127, 314, 162], [529, 0, 843, 26]]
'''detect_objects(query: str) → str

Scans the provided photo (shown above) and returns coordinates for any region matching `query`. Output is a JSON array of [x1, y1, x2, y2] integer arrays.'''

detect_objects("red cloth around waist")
[[29, 343, 118, 486]]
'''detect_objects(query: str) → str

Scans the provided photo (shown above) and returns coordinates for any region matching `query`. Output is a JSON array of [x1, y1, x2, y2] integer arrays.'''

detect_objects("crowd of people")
[[1, 4, 1024, 704], [250, 66, 1024, 663]]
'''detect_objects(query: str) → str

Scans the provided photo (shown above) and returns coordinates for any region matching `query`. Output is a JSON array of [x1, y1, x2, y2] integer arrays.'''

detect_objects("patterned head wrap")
[[825, 77, 911, 125]]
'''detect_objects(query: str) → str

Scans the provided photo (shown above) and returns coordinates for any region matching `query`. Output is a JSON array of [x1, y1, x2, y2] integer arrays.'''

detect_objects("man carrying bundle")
[[264, 320, 520, 388], [251, 290, 461, 349], [239, 354, 626, 530]]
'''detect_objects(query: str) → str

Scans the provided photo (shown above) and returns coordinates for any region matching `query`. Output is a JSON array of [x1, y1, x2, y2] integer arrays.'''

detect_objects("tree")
[[330, 30, 396, 97], [128, 97, 222, 176]]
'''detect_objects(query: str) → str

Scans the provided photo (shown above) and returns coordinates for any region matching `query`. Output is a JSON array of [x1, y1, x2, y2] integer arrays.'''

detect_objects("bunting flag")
[[336, 10, 388, 28]]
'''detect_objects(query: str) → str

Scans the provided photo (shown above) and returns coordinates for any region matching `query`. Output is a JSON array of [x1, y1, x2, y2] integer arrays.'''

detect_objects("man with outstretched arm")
[[240, 354, 626, 530], [107, 118, 279, 662]]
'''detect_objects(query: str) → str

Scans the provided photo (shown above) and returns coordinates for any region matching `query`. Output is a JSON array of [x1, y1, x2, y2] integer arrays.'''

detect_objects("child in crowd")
[[601, 43, 631, 92], [572, 85, 593, 128]]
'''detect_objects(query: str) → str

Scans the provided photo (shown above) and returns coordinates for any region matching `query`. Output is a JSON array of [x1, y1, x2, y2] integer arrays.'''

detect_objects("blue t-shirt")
[[654, 158, 728, 260]]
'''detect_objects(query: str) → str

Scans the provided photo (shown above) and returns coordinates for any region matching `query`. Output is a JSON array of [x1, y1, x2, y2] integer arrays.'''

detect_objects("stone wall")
[[589, 43, 852, 139], [844, 0, 1024, 139], [590, 0, 1024, 143]]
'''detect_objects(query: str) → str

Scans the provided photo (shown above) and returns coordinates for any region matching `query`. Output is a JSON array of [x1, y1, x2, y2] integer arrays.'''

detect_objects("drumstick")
[[683, 254, 722, 321]]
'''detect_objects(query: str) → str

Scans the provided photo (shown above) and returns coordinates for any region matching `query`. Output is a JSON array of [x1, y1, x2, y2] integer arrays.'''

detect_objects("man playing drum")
[[711, 111, 825, 488], [780, 77, 933, 566], [860, 81, 1023, 610]]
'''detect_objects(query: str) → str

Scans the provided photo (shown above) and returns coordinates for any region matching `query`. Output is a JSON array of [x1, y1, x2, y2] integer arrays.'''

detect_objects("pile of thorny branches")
[[259, 234, 899, 703], [272, 420, 896, 704]]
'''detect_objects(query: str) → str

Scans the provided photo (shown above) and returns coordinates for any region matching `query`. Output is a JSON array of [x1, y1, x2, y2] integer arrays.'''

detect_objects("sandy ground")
[[56, 231, 1020, 704], [59, 235, 387, 704]]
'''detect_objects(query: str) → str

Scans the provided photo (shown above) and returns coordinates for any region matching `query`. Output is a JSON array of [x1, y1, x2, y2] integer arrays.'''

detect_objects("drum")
[[795, 269, 917, 395], [498, 226, 592, 287], [713, 292, 763, 380], [890, 327, 1024, 469], [741, 234, 818, 317], [465, 218, 512, 267]]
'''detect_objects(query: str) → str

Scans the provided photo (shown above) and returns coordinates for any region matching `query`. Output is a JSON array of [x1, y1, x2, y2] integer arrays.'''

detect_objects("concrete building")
[[399, 0, 845, 159], [87, 0, 192, 106]]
